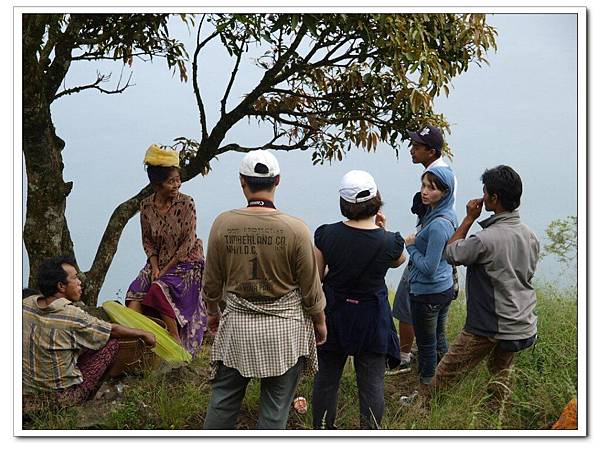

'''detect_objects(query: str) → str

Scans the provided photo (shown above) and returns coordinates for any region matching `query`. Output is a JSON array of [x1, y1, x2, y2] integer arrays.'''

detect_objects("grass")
[[22, 284, 578, 431]]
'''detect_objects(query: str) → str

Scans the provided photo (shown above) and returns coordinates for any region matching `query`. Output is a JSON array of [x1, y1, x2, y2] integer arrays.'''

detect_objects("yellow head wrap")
[[143, 144, 180, 168]]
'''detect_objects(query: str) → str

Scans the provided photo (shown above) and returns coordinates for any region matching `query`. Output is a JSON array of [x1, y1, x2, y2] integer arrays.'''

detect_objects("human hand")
[[207, 313, 221, 334], [375, 211, 386, 229], [313, 321, 327, 346], [466, 198, 484, 221], [405, 233, 416, 246], [142, 331, 157, 348], [151, 267, 160, 281]]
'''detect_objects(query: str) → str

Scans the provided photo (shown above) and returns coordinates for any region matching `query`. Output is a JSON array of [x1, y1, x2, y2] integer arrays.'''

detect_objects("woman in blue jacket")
[[404, 165, 457, 388]]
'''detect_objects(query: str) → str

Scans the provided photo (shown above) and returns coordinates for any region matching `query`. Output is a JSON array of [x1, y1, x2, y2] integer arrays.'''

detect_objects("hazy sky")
[[22, 13, 579, 302]]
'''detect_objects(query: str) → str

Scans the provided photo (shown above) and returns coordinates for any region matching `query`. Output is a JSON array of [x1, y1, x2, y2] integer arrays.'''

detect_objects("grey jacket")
[[445, 210, 539, 340]]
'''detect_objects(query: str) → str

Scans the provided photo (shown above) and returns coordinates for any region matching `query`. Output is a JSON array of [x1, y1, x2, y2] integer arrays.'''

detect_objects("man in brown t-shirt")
[[202, 150, 327, 430]]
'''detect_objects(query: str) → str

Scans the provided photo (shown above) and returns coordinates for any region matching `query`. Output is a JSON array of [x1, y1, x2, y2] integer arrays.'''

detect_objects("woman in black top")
[[311, 170, 406, 430]]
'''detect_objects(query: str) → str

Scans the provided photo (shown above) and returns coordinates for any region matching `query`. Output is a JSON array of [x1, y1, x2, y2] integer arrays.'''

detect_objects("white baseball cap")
[[239, 150, 280, 177], [339, 170, 378, 203]]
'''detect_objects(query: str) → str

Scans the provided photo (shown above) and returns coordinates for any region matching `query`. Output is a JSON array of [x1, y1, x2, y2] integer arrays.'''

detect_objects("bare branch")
[[252, 112, 316, 131], [192, 14, 219, 141], [70, 51, 172, 61], [54, 71, 134, 100], [265, 23, 309, 79], [268, 87, 345, 102], [221, 23, 310, 129], [299, 32, 329, 65], [220, 31, 248, 117], [217, 133, 312, 154], [272, 38, 357, 85]]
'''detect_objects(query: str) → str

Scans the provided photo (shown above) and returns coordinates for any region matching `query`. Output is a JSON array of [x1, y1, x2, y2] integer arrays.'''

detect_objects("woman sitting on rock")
[[126, 144, 207, 356]]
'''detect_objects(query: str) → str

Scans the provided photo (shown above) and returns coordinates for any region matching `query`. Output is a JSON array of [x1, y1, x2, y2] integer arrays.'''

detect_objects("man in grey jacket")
[[433, 165, 539, 402]]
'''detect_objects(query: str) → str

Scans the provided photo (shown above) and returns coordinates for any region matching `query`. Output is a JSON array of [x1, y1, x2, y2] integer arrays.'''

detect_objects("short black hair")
[[37, 256, 78, 297], [340, 191, 383, 220], [481, 165, 522, 211], [430, 146, 442, 158], [422, 171, 449, 192], [241, 174, 278, 194], [146, 165, 181, 186], [22, 288, 41, 299]]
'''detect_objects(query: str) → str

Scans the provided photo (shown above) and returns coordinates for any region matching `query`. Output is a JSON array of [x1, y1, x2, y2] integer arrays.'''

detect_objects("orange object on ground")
[[551, 399, 577, 429]]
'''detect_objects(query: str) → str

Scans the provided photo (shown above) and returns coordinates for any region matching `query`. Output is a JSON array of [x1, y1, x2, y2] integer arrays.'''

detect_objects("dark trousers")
[[312, 350, 386, 430], [203, 359, 303, 430], [411, 300, 451, 384]]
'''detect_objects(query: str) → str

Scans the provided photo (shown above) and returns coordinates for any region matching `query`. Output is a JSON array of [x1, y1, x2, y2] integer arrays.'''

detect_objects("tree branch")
[[252, 112, 316, 131], [220, 31, 248, 117], [70, 51, 172, 61], [217, 132, 312, 154], [192, 14, 219, 141], [53, 71, 133, 100], [268, 87, 345, 102], [45, 16, 82, 100], [221, 23, 309, 128], [298, 32, 329, 66], [83, 185, 153, 304], [38, 19, 61, 68], [271, 38, 356, 85]]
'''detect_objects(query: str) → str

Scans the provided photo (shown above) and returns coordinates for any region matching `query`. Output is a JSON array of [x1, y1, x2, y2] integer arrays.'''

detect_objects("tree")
[[23, 13, 497, 305], [542, 215, 577, 265], [23, 13, 189, 295]]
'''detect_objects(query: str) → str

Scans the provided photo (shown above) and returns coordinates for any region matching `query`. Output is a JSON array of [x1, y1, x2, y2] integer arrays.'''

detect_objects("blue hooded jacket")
[[406, 165, 458, 296]]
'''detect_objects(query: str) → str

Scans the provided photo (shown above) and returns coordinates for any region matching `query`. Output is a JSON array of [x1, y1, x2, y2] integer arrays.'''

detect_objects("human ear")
[[57, 281, 67, 294]]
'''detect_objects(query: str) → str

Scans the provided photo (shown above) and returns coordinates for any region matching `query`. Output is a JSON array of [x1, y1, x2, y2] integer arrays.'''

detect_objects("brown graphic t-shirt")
[[202, 208, 325, 316]]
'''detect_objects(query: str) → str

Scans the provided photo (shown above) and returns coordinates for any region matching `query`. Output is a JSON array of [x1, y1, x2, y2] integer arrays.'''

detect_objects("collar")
[[478, 210, 521, 229], [32, 296, 71, 313], [424, 157, 448, 171]]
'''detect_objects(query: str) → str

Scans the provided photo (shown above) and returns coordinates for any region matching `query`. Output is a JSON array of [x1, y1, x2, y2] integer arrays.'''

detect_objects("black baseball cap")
[[408, 125, 444, 152]]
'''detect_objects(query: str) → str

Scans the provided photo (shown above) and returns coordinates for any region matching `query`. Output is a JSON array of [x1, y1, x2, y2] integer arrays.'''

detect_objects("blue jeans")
[[312, 350, 386, 430], [203, 359, 303, 430], [410, 300, 451, 384]]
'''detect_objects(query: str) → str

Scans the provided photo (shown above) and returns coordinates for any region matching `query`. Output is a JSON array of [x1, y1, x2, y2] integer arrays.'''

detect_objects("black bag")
[[497, 334, 537, 352], [451, 265, 459, 300]]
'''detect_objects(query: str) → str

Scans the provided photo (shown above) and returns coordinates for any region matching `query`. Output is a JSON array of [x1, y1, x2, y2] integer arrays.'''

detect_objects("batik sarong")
[[126, 258, 207, 356]]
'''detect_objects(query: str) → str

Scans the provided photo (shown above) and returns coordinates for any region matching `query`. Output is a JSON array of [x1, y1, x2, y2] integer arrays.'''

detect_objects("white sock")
[[400, 352, 412, 362]]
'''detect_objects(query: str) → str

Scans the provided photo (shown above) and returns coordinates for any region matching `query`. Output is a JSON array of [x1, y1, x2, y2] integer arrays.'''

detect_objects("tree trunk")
[[22, 17, 76, 288]]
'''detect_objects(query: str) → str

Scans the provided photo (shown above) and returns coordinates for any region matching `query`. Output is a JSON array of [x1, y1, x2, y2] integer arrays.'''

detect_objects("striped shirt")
[[22, 295, 112, 394]]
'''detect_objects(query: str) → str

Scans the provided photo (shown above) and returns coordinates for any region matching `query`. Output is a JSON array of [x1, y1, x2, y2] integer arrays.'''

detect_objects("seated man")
[[23, 256, 156, 407], [434, 165, 539, 403]]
